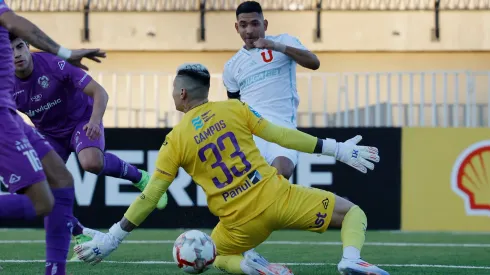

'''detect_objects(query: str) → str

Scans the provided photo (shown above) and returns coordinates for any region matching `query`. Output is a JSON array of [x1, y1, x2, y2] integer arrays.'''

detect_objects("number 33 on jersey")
[[152, 100, 288, 226]]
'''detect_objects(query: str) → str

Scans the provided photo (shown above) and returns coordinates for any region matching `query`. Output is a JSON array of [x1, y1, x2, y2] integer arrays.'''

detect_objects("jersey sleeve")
[[241, 101, 268, 134], [55, 58, 93, 91], [153, 132, 180, 182], [0, 0, 11, 15], [281, 34, 308, 51], [223, 62, 240, 93]]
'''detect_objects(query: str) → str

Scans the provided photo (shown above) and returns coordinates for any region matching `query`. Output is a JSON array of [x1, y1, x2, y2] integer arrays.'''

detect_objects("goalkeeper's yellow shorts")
[[211, 183, 336, 256]]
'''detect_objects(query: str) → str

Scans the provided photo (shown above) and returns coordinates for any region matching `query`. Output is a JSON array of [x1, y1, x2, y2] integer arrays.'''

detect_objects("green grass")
[[0, 229, 489, 274]]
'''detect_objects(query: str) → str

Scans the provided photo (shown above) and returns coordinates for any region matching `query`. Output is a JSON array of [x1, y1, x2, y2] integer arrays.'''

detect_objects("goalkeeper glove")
[[73, 223, 130, 265], [321, 135, 380, 173]]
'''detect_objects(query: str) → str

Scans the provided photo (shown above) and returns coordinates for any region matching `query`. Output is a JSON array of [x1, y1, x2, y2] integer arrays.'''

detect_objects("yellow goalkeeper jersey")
[[153, 100, 290, 227]]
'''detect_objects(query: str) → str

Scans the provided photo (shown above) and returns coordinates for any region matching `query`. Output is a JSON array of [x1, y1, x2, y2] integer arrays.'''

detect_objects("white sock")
[[343, 246, 361, 260]]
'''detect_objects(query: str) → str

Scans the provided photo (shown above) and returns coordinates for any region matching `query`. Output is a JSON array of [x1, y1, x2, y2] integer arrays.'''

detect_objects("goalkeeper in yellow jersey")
[[73, 63, 389, 275]]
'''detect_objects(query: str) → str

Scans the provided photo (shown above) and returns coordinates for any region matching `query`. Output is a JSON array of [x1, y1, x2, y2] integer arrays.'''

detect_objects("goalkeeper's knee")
[[214, 255, 246, 274]]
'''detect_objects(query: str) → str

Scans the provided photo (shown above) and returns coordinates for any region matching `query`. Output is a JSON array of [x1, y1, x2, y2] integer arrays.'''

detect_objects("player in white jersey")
[[223, 1, 320, 179]]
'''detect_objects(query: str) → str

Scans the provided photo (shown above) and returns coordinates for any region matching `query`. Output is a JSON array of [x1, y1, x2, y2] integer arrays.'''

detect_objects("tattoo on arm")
[[29, 27, 60, 54], [4, 13, 60, 55]]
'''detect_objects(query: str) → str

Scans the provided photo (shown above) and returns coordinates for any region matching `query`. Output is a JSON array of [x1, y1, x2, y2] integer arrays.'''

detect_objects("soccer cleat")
[[69, 234, 93, 261], [337, 258, 389, 275], [242, 249, 294, 275], [133, 169, 168, 210]]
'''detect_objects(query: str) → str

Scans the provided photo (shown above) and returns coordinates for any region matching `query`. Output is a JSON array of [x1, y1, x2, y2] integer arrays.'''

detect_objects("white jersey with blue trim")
[[223, 33, 306, 128]]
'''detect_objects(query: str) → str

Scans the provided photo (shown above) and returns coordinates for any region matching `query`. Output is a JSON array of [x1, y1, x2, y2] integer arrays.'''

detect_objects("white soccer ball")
[[172, 230, 217, 274]]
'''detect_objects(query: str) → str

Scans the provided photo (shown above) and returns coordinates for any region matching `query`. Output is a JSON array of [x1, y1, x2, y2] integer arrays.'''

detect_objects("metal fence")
[[9, 0, 490, 12], [82, 70, 490, 128]]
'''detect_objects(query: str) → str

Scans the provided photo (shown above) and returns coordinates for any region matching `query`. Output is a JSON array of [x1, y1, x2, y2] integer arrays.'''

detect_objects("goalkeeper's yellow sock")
[[213, 255, 246, 274], [340, 205, 367, 260]]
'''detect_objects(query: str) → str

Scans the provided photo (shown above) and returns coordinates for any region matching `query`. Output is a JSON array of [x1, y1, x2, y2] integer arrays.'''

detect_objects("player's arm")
[[0, 9, 65, 58], [73, 136, 180, 264], [244, 102, 380, 174], [118, 174, 171, 232], [82, 80, 109, 125], [223, 62, 241, 100], [118, 136, 179, 232], [268, 35, 320, 70]]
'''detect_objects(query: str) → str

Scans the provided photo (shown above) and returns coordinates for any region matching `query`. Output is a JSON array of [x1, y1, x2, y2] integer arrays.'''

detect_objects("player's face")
[[10, 39, 32, 72], [235, 12, 268, 49]]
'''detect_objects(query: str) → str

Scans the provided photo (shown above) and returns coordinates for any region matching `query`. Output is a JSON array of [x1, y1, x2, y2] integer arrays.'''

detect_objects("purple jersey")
[[0, 0, 16, 109], [12, 52, 93, 138]]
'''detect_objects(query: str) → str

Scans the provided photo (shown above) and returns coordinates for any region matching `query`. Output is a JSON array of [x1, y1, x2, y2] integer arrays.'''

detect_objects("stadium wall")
[[17, 11, 490, 51]]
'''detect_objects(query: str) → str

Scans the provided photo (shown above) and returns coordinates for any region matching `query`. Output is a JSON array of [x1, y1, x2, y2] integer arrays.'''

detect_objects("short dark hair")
[[9, 32, 18, 42], [236, 1, 263, 18], [176, 63, 210, 87], [8, 33, 29, 47]]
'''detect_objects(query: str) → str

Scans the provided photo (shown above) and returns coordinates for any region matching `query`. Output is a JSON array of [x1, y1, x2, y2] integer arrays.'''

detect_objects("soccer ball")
[[172, 230, 217, 274]]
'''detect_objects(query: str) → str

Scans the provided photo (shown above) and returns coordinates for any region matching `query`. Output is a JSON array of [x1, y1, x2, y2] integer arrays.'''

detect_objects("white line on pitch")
[[0, 240, 489, 248], [0, 260, 489, 270]]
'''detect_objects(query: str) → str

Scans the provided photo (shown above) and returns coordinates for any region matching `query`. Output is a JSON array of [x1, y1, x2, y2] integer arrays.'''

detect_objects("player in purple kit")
[[9, 34, 169, 260], [0, 0, 105, 274]]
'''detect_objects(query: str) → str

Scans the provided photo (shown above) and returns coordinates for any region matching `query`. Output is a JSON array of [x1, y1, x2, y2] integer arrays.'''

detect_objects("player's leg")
[[275, 184, 389, 275], [39, 132, 92, 257], [211, 216, 292, 275], [24, 125, 78, 273], [269, 142, 298, 180], [0, 109, 53, 220], [72, 121, 168, 209], [253, 135, 297, 179]]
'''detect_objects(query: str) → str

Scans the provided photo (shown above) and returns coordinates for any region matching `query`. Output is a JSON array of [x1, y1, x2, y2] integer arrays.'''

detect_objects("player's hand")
[[67, 49, 106, 71], [330, 135, 380, 174], [73, 228, 121, 265], [253, 38, 275, 50], [83, 120, 102, 141]]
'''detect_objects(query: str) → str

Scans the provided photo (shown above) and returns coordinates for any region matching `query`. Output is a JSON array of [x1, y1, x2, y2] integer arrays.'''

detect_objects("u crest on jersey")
[[261, 50, 273, 63]]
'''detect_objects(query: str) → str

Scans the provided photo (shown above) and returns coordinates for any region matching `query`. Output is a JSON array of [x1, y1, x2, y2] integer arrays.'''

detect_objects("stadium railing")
[[72, 70, 490, 128], [9, 0, 490, 12]]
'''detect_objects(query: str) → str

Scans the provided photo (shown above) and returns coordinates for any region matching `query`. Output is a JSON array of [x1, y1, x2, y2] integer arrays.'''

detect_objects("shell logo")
[[451, 140, 490, 217]]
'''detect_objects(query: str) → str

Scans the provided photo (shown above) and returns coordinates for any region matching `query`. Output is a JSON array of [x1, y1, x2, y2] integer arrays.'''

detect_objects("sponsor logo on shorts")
[[309, 212, 327, 229], [9, 174, 21, 184], [451, 140, 490, 216], [74, 131, 83, 151], [322, 198, 330, 209]]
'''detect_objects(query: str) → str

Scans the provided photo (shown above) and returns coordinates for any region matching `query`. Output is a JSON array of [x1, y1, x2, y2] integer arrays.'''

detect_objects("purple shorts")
[[0, 108, 48, 193], [42, 120, 105, 163]]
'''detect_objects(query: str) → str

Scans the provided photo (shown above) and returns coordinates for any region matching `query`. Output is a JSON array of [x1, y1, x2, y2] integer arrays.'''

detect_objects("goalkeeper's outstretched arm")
[[111, 174, 170, 236], [253, 120, 338, 157]]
